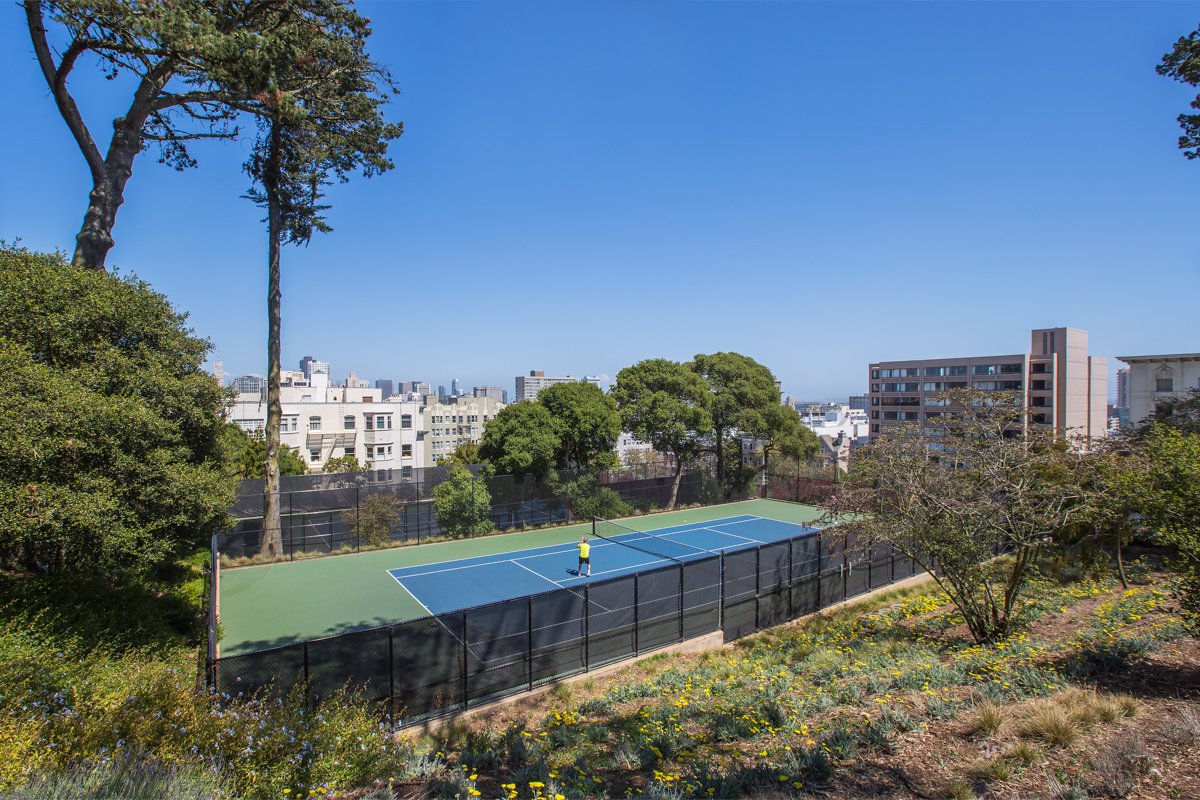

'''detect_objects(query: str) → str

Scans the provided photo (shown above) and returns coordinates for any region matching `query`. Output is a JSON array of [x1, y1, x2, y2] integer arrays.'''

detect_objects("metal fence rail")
[[209, 529, 928, 725]]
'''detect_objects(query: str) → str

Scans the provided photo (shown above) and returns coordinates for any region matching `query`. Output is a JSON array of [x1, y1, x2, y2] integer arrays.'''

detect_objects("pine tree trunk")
[[71, 120, 140, 271], [261, 122, 284, 560]]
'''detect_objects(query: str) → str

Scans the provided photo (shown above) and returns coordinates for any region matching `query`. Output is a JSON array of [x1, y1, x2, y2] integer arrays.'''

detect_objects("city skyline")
[[4, 3, 1198, 400]]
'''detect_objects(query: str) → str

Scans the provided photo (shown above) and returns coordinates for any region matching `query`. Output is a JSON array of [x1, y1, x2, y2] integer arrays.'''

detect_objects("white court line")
[[512, 559, 565, 588]]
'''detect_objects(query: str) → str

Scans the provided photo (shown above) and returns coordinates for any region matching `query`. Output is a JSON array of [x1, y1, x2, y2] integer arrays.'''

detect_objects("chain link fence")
[[217, 461, 729, 562], [208, 528, 928, 726]]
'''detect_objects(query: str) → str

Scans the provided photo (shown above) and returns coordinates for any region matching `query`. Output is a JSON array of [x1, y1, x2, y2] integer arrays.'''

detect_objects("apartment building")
[[473, 386, 504, 403], [868, 327, 1107, 442], [230, 374, 263, 394], [227, 370, 424, 473], [1115, 353, 1200, 427], [515, 371, 601, 402], [420, 394, 506, 467]]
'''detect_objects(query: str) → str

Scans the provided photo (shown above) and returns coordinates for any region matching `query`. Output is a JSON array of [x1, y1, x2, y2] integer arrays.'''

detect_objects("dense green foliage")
[[433, 466, 494, 538], [437, 439, 483, 466], [537, 381, 622, 469], [0, 243, 234, 571], [222, 425, 307, 478], [560, 472, 634, 522], [689, 352, 781, 487], [322, 453, 367, 474], [478, 401, 561, 479], [1117, 426, 1200, 630]]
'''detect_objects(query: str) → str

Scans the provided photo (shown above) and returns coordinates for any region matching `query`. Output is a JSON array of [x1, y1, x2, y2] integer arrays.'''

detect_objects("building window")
[[871, 384, 879, 393], [1030, 363, 1048, 374], [309, 449, 320, 462], [883, 411, 899, 420], [871, 410, 879, 419], [402, 444, 412, 458], [871, 397, 879, 406], [1156, 378, 1174, 392], [871, 424, 880, 432], [401, 414, 412, 429], [999, 363, 1022, 374], [402, 466, 412, 478], [903, 411, 920, 421], [948, 366, 968, 376], [308, 416, 321, 431], [924, 367, 943, 377], [285, 417, 298, 432], [376, 445, 386, 459], [1031, 380, 1050, 390], [881, 397, 920, 406], [871, 370, 880, 379], [344, 415, 355, 430], [387, 445, 392, 458], [235, 419, 264, 433], [973, 365, 996, 376], [377, 415, 387, 430], [345, 447, 355, 457]]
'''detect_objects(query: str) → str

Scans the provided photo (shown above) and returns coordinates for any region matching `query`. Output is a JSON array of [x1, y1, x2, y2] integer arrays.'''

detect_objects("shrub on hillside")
[[0, 243, 234, 571]]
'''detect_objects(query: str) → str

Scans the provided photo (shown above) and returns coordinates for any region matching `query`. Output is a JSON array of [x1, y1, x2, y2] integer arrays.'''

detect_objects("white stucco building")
[[420, 394, 506, 467], [800, 404, 870, 471], [227, 370, 424, 473], [1116, 353, 1200, 427]]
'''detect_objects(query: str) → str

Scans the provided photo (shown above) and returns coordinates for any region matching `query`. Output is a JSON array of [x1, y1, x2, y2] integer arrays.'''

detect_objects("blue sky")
[[3, 1, 1198, 401]]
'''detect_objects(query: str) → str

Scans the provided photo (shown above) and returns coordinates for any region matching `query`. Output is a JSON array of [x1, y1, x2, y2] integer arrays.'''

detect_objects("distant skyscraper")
[[376, 379, 394, 398], [848, 394, 868, 411], [515, 371, 600, 402], [503, 389, 509, 404], [438, 385, 448, 401], [413, 381, 431, 396], [473, 386, 504, 403], [342, 371, 369, 388], [211, 359, 224, 387], [451, 378, 461, 396], [300, 356, 329, 380], [1115, 368, 1130, 409]]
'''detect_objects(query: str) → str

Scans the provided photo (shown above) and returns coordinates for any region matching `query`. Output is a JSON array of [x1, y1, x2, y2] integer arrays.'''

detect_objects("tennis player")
[[577, 536, 591, 577]]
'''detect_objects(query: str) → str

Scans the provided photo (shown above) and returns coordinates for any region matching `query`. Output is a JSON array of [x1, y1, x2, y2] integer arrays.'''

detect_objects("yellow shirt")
[[578, 542, 591, 558]]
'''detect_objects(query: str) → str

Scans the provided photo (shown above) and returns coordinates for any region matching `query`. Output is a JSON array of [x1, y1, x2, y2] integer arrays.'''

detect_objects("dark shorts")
[[578, 557, 590, 565]]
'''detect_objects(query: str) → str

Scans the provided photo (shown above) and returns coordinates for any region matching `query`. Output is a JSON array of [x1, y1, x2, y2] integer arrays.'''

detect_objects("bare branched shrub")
[[1165, 706, 1200, 746], [1086, 730, 1154, 798]]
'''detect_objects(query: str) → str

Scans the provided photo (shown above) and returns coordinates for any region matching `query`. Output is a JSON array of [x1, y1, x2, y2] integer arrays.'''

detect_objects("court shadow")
[[221, 615, 404, 655]]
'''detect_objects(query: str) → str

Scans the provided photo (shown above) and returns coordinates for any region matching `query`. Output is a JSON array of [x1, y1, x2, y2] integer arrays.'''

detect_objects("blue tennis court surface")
[[387, 514, 819, 615]]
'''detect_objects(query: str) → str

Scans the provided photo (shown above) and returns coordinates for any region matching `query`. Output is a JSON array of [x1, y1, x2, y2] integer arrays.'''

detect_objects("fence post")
[[754, 546, 761, 632], [678, 564, 684, 642], [356, 487, 361, 553], [388, 626, 395, 729], [584, 583, 590, 669], [289, 492, 295, 561], [843, 535, 849, 599], [303, 641, 310, 707], [719, 550, 725, 632], [460, 613, 469, 709], [527, 597, 534, 692], [787, 538, 794, 619], [633, 573, 640, 655]]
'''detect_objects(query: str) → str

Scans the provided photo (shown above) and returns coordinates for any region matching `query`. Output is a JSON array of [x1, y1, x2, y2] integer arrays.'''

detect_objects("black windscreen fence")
[[210, 531, 923, 726]]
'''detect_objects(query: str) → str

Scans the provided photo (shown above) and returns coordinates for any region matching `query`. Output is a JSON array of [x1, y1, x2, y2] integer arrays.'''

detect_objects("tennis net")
[[591, 516, 717, 564]]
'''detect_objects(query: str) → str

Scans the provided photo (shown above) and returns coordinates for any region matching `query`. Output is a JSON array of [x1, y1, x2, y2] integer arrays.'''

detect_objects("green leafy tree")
[[437, 440, 483, 467], [833, 389, 1097, 644], [0, 243, 234, 570], [322, 454, 367, 474], [751, 403, 821, 485], [611, 359, 712, 510], [1114, 426, 1200, 630], [239, 9, 400, 560], [689, 352, 781, 491], [478, 402, 561, 480], [561, 473, 633, 522], [222, 425, 307, 479], [537, 381, 621, 469], [23, 0, 394, 272], [342, 492, 400, 547], [1158, 27, 1200, 161], [433, 467, 494, 539]]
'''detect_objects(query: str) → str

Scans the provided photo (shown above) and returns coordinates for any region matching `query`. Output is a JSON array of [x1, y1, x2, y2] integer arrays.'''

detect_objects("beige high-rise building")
[[868, 327, 1107, 443], [514, 370, 601, 402]]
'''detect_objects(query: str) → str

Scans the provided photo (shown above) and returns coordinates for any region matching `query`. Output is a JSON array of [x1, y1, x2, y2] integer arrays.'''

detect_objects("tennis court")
[[218, 499, 823, 655], [388, 514, 817, 615]]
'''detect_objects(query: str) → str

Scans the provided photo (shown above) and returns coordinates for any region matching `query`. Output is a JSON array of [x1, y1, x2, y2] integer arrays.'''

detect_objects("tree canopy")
[[537, 381, 621, 469], [611, 359, 712, 509], [24, 0, 398, 271], [689, 352, 781, 488], [433, 467, 494, 539], [0, 243, 234, 571], [478, 402, 561, 480], [223, 425, 308, 479]]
